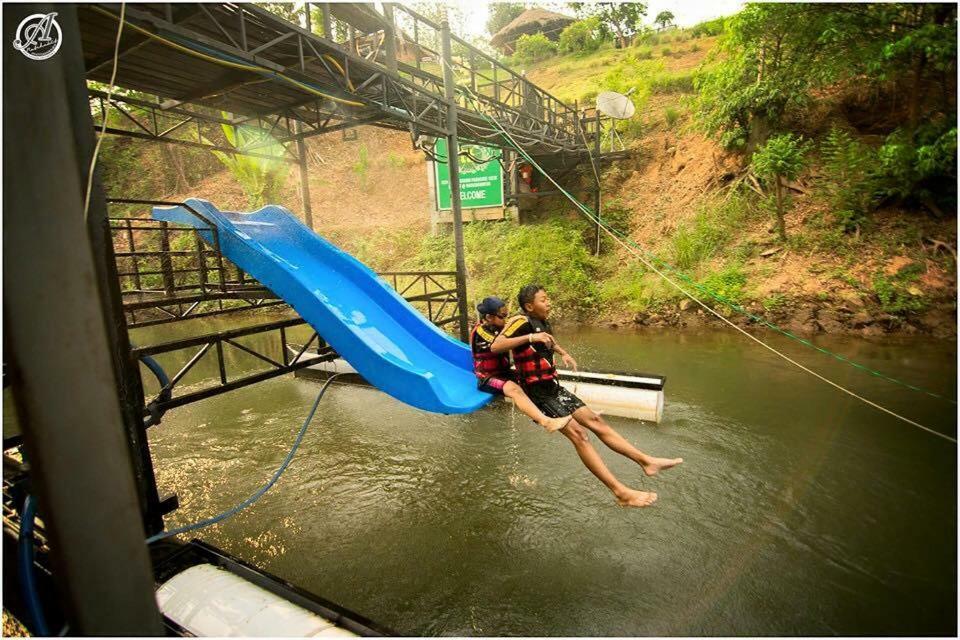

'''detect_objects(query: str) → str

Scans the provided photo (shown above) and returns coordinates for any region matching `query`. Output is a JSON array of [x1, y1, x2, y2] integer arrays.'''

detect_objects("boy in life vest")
[[471, 296, 572, 433], [493, 284, 683, 508]]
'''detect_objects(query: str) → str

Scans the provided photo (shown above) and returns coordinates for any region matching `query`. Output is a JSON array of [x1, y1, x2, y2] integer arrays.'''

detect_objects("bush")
[[664, 106, 680, 128], [820, 126, 879, 232], [558, 17, 603, 54], [872, 273, 924, 315], [690, 17, 725, 38], [598, 199, 633, 241], [632, 28, 658, 46], [514, 33, 558, 62], [699, 263, 748, 304], [668, 193, 749, 270], [874, 122, 957, 209], [633, 45, 653, 59], [650, 71, 695, 93], [661, 46, 673, 57]]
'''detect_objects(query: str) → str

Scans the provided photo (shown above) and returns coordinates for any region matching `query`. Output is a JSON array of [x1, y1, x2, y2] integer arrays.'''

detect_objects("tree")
[[487, 3, 526, 36], [205, 118, 290, 209], [654, 10, 675, 31], [571, 2, 647, 49], [558, 17, 603, 54], [750, 133, 809, 241]]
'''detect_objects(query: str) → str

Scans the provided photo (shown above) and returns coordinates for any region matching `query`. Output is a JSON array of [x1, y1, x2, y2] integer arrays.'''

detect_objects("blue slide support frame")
[[153, 199, 492, 414]]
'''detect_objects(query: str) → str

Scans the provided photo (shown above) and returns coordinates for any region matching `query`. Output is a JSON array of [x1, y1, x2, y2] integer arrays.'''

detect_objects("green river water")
[[133, 314, 957, 636]]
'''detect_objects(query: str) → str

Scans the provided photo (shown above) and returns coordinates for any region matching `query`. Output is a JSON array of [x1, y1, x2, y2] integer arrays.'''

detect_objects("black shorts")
[[524, 380, 586, 418]]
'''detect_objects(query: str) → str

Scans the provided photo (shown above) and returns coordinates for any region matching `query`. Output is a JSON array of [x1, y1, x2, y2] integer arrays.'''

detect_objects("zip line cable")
[[444, 66, 955, 444]]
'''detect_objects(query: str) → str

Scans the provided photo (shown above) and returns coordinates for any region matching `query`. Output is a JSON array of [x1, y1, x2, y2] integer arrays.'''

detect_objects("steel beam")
[[3, 4, 163, 634], [440, 19, 470, 342]]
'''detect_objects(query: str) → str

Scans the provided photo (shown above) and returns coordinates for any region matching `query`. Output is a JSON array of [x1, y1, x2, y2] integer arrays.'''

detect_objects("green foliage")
[[820, 126, 880, 232], [597, 55, 655, 104], [572, 2, 648, 48], [410, 220, 600, 318], [762, 292, 788, 311], [690, 16, 725, 38], [486, 2, 526, 36], [752, 133, 809, 241], [660, 46, 673, 57], [633, 45, 653, 59], [599, 199, 633, 241], [699, 263, 748, 304], [654, 10, 675, 30], [559, 17, 604, 54], [695, 5, 852, 149], [751, 133, 809, 184], [352, 144, 370, 190], [638, 33, 661, 46], [871, 273, 924, 315], [514, 33, 558, 62], [669, 192, 748, 270], [598, 262, 679, 312], [649, 70, 694, 93], [256, 2, 302, 24], [664, 106, 680, 128], [386, 151, 405, 169], [875, 123, 958, 207], [695, 4, 957, 152], [207, 118, 289, 208]]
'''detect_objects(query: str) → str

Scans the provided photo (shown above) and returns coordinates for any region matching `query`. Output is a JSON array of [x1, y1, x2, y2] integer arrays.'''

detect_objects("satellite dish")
[[596, 91, 636, 120]]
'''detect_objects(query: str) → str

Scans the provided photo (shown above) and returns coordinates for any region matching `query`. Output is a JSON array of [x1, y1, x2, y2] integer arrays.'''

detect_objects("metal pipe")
[[383, 3, 398, 74], [294, 121, 313, 229], [440, 18, 470, 342]]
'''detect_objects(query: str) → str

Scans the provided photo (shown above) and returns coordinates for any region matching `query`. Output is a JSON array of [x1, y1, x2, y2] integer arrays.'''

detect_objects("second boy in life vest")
[[470, 296, 572, 433]]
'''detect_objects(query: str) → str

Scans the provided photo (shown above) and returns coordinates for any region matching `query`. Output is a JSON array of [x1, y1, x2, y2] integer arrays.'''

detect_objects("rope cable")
[[83, 1, 126, 222]]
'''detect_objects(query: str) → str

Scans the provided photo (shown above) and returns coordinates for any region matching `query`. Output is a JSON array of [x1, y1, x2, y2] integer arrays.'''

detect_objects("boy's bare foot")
[[642, 456, 684, 477], [541, 415, 572, 433], [616, 489, 658, 508]]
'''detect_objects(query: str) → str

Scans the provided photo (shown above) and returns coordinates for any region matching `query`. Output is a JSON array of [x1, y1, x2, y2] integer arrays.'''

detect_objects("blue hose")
[[135, 350, 170, 427], [19, 495, 51, 637], [146, 374, 343, 544]]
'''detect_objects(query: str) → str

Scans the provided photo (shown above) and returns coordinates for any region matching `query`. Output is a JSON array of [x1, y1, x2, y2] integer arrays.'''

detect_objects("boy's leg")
[[501, 381, 570, 432], [571, 406, 683, 477], [559, 422, 657, 508]]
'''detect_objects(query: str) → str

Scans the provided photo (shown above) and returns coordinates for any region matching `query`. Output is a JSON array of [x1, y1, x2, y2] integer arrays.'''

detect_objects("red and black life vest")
[[503, 315, 556, 387], [470, 324, 511, 380]]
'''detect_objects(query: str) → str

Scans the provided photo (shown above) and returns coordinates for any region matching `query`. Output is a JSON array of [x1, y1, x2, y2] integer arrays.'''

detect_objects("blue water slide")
[[152, 199, 492, 414]]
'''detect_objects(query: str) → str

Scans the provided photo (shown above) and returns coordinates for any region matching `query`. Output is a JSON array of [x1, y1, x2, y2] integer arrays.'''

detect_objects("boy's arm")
[[490, 332, 552, 353], [491, 316, 554, 353], [549, 338, 578, 371]]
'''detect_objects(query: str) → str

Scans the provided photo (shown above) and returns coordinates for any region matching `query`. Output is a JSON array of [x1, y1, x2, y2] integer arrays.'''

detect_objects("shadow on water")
[[137, 317, 957, 636]]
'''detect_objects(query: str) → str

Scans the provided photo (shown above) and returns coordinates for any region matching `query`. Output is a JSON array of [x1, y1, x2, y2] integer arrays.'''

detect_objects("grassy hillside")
[[100, 20, 956, 339]]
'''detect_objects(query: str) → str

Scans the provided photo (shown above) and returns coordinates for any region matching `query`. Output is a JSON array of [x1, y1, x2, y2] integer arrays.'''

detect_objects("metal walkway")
[[78, 2, 597, 158]]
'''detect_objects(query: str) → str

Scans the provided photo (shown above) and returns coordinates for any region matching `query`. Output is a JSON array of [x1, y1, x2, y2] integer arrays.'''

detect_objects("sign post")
[[434, 138, 504, 210]]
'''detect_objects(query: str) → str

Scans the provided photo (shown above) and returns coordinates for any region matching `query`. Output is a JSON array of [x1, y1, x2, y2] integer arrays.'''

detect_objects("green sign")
[[434, 138, 504, 210]]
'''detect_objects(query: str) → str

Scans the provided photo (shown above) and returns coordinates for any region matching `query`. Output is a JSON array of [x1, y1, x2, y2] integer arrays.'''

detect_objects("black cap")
[[476, 296, 507, 316]]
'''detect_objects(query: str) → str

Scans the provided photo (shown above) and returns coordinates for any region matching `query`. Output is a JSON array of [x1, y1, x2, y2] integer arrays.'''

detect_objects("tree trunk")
[[775, 175, 787, 242]]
